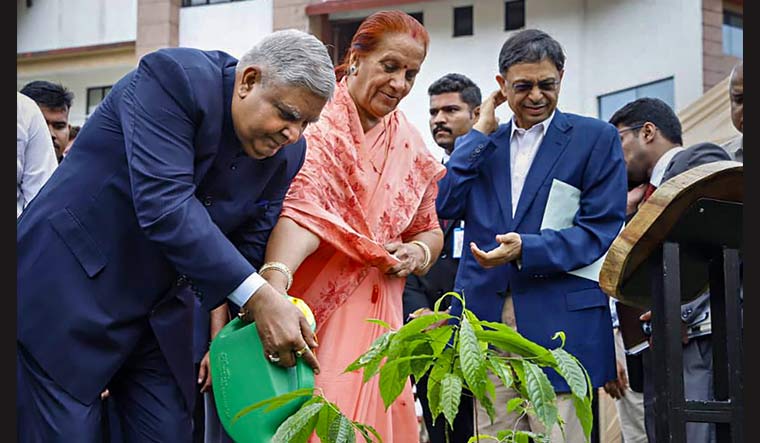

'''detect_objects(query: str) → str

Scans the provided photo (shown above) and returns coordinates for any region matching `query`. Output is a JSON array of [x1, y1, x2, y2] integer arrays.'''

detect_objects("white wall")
[[329, 0, 704, 157], [179, 0, 273, 58], [17, 0, 137, 53], [18, 66, 134, 126]]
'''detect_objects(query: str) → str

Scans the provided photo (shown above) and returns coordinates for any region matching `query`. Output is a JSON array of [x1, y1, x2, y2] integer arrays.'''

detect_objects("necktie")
[[643, 183, 657, 202]]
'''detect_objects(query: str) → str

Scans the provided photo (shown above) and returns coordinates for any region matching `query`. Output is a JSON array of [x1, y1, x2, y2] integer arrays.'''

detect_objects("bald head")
[[729, 61, 743, 133]]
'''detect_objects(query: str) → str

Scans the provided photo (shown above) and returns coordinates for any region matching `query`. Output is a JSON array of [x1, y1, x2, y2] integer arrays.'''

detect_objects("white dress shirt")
[[650, 146, 685, 187], [509, 112, 555, 216], [17, 92, 58, 218]]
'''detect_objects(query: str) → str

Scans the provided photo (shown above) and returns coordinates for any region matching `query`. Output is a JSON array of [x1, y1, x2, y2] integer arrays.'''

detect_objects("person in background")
[[608, 97, 731, 443], [403, 73, 480, 443], [17, 92, 58, 218], [63, 124, 80, 158], [20, 80, 73, 163], [260, 11, 445, 442], [436, 29, 627, 443], [723, 60, 742, 162]]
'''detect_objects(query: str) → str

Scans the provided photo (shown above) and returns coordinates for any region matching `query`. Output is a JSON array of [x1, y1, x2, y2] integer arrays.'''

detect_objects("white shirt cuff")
[[227, 272, 267, 307]]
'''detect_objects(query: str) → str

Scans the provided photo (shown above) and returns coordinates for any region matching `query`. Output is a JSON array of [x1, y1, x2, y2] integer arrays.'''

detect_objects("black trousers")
[[414, 373, 474, 443]]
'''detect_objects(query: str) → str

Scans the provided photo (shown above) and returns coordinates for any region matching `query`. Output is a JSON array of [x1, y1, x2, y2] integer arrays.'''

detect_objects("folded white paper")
[[540, 179, 613, 282]]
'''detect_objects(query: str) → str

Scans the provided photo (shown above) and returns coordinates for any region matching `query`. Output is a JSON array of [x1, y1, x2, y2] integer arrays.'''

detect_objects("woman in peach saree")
[[258, 11, 445, 443]]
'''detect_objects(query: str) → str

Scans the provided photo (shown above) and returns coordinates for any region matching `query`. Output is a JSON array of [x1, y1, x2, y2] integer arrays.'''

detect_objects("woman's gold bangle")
[[410, 240, 432, 271], [259, 261, 293, 291]]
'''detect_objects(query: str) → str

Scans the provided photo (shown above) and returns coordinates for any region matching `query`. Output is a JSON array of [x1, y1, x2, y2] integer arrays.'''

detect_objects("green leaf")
[[506, 397, 524, 414], [271, 402, 324, 443], [550, 348, 588, 398], [424, 325, 455, 356], [475, 325, 556, 367], [365, 318, 392, 329], [353, 422, 382, 443], [523, 362, 558, 430], [378, 356, 409, 409], [233, 387, 314, 421], [345, 332, 393, 375], [440, 373, 463, 428], [328, 414, 356, 443], [409, 341, 436, 380], [467, 434, 500, 443], [458, 316, 487, 399], [487, 356, 513, 391], [435, 291, 465, 312], [510, 360, 529, 399], [572, 393, 593, 442], [478, 390, 497, 424], [315, 402, 341, 442], [427, 348, 454, 420], [551, 331, 566, 348]]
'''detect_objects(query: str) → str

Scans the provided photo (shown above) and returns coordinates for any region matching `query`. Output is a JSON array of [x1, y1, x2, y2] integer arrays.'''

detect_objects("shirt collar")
[[510, 111, 556, 138], [650, 146, 685, 187]]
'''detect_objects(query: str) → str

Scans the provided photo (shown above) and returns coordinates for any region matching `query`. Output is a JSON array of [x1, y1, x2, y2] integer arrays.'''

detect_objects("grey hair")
[[498, 29, 565, 75], [237, 29, 336, 100]]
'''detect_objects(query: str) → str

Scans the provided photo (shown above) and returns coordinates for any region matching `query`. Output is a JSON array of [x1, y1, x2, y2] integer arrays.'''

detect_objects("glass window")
[[453, 6, 473, 37], [86, 86, 112, 116], [722, 10, 743, 58], [598, 77, 675, 122], [505, 0, 525, 31]]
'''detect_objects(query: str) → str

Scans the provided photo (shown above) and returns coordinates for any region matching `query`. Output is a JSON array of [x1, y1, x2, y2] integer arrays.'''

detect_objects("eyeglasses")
[[506, 79, 560, 94], [617, 124, 644, 136]]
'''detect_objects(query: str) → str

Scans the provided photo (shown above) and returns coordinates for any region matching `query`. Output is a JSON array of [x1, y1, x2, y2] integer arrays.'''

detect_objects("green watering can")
[[210, 296, 317, 442]]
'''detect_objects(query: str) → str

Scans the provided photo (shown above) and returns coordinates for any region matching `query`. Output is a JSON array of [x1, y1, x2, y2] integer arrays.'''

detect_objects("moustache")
[[433, 126, 452, 135]]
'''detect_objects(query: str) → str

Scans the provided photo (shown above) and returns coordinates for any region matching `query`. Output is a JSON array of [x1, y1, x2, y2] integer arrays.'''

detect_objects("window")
[[505, 0, 525, 31], [453, 6, 473, 37], [328, 12, 423, 65], [723, 10, 743, 58], [181, 0, 247, 6], [597, 77, 675, 122], [86, 86, 112, 116]]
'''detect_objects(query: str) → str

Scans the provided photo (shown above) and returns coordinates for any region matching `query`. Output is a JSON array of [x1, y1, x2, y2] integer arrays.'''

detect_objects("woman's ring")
[[267, 353, 281, 363], [294, 346, 309, 357]]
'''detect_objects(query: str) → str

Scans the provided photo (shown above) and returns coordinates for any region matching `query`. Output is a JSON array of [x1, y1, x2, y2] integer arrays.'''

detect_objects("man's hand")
[[603, 359, 628, 399], [385, 242, 425, 278], [408, 307, 450, 331], [197, 351, 213, 393], [639, 310, 689, 346], [627, 183, 647, 215], [470, 233, 522, 268], [473, 90, 508, 136], [243, 283, 320, 373]]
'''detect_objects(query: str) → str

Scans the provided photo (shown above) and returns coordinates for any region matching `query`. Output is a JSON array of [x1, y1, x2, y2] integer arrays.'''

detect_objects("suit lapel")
[[512, 110, 572, 229], [488, 123, 514, 226]]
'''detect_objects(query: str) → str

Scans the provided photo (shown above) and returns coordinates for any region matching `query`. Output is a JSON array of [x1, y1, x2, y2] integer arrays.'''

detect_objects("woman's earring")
[[349, 65, 357, 75]]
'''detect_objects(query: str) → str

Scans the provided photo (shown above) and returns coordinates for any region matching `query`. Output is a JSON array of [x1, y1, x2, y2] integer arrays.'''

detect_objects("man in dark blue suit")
[[436, 29, 627, 442], [17, 30, 335, 442]]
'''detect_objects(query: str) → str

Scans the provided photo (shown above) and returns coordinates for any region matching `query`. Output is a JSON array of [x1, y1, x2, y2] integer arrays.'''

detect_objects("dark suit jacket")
[[17, 48, 306, 410], [663, 142, 733, 326], [436, 110, 628, 391], [402, 219, 462, 320]]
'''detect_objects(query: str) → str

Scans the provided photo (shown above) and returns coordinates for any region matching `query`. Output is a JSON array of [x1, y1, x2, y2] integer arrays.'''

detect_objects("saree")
[[280, 79, 446, 442]]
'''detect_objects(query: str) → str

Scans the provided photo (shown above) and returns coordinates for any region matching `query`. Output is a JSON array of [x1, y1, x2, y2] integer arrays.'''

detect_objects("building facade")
[[18, 0, 742, 150]]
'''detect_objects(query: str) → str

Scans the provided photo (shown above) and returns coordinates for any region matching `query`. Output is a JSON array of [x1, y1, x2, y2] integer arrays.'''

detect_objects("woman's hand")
[[197, 351, 213, 393], [384, 241, 425, 277]]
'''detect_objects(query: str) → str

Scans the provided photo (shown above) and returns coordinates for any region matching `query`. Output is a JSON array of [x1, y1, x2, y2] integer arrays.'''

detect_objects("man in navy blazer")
[[436, 29, 627, 442], [17, 30, 335, 442]]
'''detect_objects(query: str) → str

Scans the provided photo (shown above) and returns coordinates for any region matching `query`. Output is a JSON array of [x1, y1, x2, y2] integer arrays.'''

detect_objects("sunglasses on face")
[[507, 79, 560, 94]]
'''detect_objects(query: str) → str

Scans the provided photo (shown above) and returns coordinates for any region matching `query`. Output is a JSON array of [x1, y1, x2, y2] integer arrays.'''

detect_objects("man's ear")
[[238, 66, 262, 98], [495, 74, 508, 97], [472, 105, 481, 122], [641, 122, 658, 143]]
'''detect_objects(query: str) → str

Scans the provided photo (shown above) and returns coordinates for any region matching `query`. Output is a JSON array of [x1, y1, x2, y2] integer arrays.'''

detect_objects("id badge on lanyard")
[[452, 221, 465, 259]]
